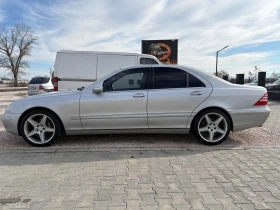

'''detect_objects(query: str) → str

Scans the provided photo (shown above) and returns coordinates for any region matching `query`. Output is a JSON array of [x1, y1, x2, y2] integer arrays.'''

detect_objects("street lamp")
[[216, 45, 229, 76]]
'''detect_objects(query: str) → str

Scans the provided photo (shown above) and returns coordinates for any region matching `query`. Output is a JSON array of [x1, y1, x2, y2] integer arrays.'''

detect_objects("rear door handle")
[[133, 93, 145, 98], [190, 91, 203, 96]]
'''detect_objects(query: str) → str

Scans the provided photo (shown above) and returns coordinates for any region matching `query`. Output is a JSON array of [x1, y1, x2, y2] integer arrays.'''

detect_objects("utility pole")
[[216, 45, 229, 76], [49, 67, 52, 77]]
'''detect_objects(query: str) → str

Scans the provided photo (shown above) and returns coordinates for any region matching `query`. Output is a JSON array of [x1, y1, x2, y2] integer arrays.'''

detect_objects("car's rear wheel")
[[193, 109, 231, 145], [20, 110, 62, 147]]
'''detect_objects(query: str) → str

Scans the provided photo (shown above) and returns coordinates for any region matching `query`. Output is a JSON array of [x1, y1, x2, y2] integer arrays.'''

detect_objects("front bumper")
[[230, 107, 270, 132], [1, 112, 21, 136]]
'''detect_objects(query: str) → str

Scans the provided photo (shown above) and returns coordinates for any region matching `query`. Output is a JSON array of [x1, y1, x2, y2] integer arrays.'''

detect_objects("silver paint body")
[[2, 65, 270, 137]]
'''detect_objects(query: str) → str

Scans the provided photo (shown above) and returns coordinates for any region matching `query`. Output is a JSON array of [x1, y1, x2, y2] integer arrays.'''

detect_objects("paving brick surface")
[[1, 147, 280, 209]]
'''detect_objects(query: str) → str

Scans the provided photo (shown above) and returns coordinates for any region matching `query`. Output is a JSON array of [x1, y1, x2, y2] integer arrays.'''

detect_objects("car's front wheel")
[[193, 109, 231, 145], [20, 110, 62, 147]]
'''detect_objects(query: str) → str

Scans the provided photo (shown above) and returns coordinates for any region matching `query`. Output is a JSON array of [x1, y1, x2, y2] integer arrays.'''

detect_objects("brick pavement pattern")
[[1, 147, 280, 209]]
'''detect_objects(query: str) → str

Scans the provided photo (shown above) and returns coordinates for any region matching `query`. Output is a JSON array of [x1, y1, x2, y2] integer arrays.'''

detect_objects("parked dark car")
[[266, 79, 280, 92], [246, 77, 278, 86]]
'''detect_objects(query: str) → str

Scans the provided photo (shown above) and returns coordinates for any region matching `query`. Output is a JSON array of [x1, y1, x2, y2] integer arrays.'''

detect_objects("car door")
[[147, 66, 212, 128], [80, 67, 151, 130]]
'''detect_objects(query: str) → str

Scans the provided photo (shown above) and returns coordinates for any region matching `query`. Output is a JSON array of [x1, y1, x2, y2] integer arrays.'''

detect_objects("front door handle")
[[133, 93, 145, 98], [190, 91, 203, 96]]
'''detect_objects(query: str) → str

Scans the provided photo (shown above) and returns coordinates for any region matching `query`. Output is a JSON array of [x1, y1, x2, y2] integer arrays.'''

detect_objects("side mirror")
[[92, 86, 103, 94]]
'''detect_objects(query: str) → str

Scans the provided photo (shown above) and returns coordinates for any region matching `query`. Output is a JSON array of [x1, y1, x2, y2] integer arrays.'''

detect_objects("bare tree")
[[212, 70, 229, 78], [248, 71, 255, 83], [248, 66, 261, 83], [0, 24, 37, 87], [271, 71, 280, 78]]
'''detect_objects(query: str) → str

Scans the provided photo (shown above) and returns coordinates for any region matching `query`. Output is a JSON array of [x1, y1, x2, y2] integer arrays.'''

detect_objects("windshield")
[[273, 79, 280, 85], [251, 80, 257, 84]]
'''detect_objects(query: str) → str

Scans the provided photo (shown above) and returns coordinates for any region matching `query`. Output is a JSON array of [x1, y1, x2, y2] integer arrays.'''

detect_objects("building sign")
[[142, 39, 178, 64]]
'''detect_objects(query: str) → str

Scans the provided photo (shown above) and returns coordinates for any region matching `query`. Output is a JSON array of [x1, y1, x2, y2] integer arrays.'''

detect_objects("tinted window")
[[266, 78, 278, 83], [41, 77, 50, 84], [103, 68, 150, 92], [154, 67, 188, 89], [140, 58, 158, 64], [29, 77, 50, 84], [153, 67, 205, 89], [189, 73, 205, 87], [29, 77, 41, 84]]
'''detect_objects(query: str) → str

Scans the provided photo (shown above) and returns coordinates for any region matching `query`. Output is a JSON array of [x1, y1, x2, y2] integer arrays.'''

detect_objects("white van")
[[53, 51, 160, 91]]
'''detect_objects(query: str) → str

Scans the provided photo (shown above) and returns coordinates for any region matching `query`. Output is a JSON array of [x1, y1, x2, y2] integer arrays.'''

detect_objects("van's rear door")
[[55, 52, 98, 91], [96, 54, 137, 79]]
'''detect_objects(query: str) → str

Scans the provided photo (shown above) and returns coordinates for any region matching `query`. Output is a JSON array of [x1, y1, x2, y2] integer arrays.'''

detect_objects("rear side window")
[[41, 77, 50, 84], [140, 58, 158, 64], [153, 67, 205, 89], [189, 73, 205, 87], [154, 67, 187, 89]]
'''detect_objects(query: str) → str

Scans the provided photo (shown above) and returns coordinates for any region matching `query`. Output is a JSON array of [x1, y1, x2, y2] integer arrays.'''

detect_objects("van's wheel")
[[20, 110, 62, 147], [193, 109, 231, 145]]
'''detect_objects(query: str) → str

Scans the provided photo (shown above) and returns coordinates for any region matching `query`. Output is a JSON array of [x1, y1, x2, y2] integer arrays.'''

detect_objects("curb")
[[0, 87, 28, 92], [1, 146, 279, 154]]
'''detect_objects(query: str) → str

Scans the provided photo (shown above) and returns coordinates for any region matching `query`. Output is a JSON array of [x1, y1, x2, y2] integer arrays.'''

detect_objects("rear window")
[[29, 77, 50, 84]]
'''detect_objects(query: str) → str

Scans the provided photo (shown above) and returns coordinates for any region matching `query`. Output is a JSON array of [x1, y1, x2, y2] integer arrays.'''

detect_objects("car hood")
[[17, 90, 81, 102]]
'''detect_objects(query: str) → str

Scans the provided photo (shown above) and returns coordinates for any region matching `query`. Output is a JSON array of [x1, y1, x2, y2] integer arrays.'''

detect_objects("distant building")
[[0, 78, 12, 84]]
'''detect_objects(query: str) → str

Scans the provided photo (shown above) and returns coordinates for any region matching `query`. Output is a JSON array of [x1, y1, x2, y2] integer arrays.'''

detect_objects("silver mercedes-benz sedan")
[[2, 65, 270, 147]]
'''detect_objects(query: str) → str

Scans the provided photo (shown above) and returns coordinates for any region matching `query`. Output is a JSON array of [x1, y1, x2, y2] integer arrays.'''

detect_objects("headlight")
[[5, 102, 16, 113], [5, 104, 11, 113]]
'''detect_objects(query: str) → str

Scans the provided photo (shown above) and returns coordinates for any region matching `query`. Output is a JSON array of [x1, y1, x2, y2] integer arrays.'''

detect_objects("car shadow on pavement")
[[56, 133, 243, 148], [0, 130, 243, 149], [0, 132, 244, 167]]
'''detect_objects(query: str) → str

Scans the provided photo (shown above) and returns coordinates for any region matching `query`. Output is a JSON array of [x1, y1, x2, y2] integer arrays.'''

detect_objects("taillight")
[[53, 77, 58, 91], [254, 92, 268, 106], [39, 85, 45, 91]]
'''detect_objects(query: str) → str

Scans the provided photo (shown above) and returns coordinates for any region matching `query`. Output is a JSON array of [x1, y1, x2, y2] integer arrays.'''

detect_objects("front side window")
[[103, 68, 150, 92], [140, 58, 158, 65], [153, 67, 205, 89]]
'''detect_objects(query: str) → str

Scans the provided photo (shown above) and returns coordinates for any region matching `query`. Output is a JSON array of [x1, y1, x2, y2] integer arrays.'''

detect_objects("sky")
[[0, 0, 280, 79]]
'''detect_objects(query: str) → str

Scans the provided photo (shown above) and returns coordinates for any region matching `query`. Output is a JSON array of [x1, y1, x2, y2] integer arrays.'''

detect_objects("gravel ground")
[[0, 94, 279, 149]]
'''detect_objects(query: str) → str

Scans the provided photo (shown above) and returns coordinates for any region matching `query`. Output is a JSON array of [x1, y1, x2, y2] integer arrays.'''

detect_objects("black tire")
[[193, 108, 231, 145], [20, 109, 62, 147]]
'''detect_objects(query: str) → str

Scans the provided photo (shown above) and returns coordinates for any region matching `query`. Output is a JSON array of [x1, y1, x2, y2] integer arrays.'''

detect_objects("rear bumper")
[[229, 107, 270, 132], [2, 112, 21, 136]]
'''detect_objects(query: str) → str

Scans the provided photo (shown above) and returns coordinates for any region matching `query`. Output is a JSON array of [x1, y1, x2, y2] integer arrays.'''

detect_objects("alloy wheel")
[[23, 114, 55, 144], [197, 113, 228, 142]]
